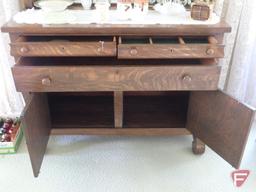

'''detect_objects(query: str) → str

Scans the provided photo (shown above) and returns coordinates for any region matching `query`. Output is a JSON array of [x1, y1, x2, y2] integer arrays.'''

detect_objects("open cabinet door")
[[21, 93, 51, 177], [187, 91, 255, 168]]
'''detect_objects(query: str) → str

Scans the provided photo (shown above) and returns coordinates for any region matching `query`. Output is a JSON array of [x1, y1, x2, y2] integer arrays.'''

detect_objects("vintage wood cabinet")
[[1, 0, 255, 177]]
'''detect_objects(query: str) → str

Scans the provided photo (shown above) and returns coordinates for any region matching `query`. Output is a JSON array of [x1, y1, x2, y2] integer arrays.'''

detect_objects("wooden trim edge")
[[51, 128, 191, 136]]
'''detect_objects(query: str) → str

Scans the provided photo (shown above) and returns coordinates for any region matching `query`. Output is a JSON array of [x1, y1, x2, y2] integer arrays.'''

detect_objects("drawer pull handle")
[[130, 48, 138, 55], [182, 75, 192, 83], [206, 48, 215, 55], [41, 78, 51, 86], [20, 47, 29, 53], [60, 47, 65, 52]]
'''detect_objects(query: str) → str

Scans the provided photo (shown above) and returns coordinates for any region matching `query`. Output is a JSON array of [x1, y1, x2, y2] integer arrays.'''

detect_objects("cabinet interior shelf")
[[49, 92, 190, 135]]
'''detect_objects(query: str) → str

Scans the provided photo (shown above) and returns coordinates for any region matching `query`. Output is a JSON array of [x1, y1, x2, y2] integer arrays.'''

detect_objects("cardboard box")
[[0, 119, 23, 154]]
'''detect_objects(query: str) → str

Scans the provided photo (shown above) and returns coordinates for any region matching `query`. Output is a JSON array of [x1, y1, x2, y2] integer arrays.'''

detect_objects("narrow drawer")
[[10, 36, 117, 57], [118, 36, 224, 59], [12, 63, 220, 92]]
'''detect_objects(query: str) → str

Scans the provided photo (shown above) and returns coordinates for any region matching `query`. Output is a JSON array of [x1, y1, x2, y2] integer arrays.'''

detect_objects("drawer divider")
[[118, 37, 122, 44], [178, 37, 186, 44], [114, 91, 123, 128], [149, 37, 153, 44], [14, 36, 27, 43], [208, 36, 218, 44]]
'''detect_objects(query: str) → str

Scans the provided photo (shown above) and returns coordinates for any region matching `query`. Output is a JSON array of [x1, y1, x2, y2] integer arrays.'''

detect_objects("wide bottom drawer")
[[12, 64, 220, 92]]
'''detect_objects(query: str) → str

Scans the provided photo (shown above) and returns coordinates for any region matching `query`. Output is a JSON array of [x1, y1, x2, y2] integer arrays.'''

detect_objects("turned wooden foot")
[[192, 135, 205, 155]]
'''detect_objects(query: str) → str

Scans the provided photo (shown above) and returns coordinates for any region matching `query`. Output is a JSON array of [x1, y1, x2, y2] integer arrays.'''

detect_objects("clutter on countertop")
[[191, 2, 211, 21], [34, 0, 74, 12], [12, 8, 220, 25], [153, 2, 186, 16], [81, 0, 93, 10]]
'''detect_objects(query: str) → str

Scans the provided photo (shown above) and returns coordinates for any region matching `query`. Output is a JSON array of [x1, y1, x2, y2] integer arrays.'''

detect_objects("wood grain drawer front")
[[10, 36, 116, 57], [12, 65, 220, 92], [118, 36, 224, 59]]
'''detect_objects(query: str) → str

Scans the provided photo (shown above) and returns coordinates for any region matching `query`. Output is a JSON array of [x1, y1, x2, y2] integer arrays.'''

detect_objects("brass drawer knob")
[[59, 47, 66, 52], [206, 48, 215, 55], [182, 74, 192, 83], [20, 47, 29, 53], [130, 48, 138, 55], [41, 77, 51, 86]]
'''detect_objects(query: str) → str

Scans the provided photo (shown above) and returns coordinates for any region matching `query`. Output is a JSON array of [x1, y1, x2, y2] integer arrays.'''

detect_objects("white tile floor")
[[0, 122, 255, 192]]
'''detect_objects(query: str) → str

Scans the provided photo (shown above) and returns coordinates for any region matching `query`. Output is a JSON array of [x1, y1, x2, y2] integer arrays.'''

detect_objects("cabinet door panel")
[[187, 91, 255, 168], [21, 93, 51, 177]]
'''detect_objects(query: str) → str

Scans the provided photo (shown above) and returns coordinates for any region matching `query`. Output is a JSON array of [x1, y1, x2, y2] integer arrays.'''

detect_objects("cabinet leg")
[[192, 135, 205, 155]]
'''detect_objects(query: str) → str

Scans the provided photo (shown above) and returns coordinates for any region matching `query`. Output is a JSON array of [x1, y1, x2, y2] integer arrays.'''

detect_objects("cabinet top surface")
[[2, 20, 231, 36]]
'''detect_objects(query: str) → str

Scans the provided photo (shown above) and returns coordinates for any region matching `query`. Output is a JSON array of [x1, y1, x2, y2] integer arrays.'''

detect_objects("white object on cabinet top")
[[34, 0, 74, 12], [13, 8, 220, 25], [153, 2, 186, 16]]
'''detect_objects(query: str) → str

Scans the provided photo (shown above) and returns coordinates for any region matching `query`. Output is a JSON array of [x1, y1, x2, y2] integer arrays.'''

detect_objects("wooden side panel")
[[12, 65, 221, 92], [21, 93, 51, 177], [187, 91, 255, 168]]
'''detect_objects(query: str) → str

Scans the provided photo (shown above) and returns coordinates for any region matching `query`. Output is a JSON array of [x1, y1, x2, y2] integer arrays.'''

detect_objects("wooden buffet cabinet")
[[2, 1, 255, 177]]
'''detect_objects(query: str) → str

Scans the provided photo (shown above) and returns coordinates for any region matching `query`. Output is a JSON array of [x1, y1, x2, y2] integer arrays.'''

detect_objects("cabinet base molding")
[[51, 128, 191, 136]]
